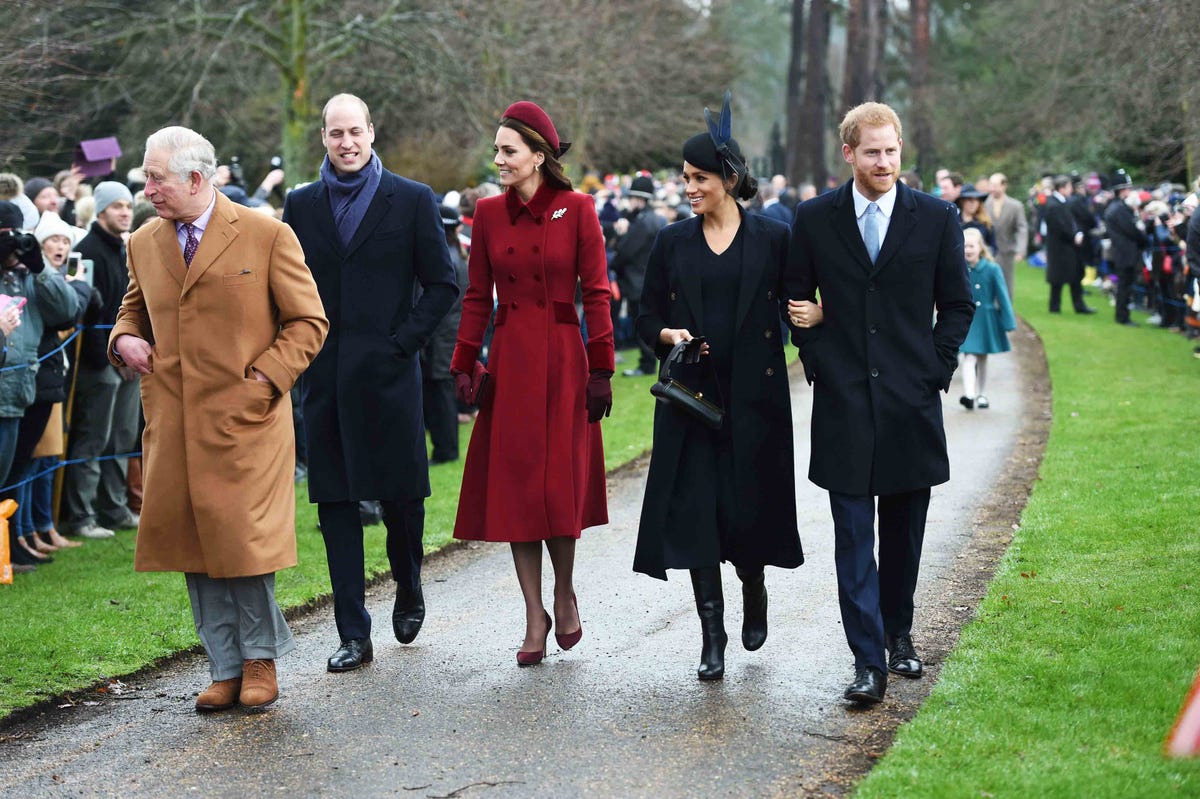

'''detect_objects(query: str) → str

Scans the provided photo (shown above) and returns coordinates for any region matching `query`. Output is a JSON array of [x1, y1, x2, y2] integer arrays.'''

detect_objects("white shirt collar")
[[852, 182, 897, 220], [177, 189, 218, 235]]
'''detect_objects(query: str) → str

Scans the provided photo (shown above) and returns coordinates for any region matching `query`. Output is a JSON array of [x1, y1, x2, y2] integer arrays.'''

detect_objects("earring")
[[535, 163, 541, 172]]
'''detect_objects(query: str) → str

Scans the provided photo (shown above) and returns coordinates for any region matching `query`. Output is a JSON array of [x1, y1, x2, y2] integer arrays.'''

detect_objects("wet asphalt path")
[[0, 346, 1026, 799]]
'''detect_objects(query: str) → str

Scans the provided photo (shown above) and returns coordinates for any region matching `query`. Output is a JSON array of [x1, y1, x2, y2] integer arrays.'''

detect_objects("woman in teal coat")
[[959, 227, 1016, 410]]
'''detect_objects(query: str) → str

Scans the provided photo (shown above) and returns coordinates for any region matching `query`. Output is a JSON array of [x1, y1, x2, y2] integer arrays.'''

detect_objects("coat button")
[[537, 299, 546, 308], [511, 301, 519, 309], [869, 325, 877, 334], [533, 273, 542, 282], [868, 282, 877, 292], [870, 368, 879, 378], [975, 283, 981, 289], [508, 273, 517, 282], [507, 246, 515, 254], [765, 367, 775, 376], [975, 300, 982, 307], [767, 289, 774, 299], [670, 291, 677, 300], [764, 329, 773, 339], [533, 245, 540, 253]]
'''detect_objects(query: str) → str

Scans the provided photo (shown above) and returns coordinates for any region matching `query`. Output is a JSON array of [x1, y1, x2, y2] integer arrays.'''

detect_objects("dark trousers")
[[422, 378, 458, 462], [318, 498, 425, 642], [1048, 280, 1087, 313], [829, 488, 931, 672], [625, 297, 656, 374], [1114, 266, 1137, 323]]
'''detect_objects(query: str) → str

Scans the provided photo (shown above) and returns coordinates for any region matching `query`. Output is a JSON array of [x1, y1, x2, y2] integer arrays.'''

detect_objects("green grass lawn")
[[855, 266, 1200, 797], [0, 353, 658, 719]]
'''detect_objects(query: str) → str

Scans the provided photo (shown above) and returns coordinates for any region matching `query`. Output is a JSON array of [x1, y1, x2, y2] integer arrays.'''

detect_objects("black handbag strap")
[[659, 339, 725, 410]]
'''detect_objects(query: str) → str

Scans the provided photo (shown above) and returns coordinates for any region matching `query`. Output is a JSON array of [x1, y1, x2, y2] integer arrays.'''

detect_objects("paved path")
[[0, 343, 1029, 799]]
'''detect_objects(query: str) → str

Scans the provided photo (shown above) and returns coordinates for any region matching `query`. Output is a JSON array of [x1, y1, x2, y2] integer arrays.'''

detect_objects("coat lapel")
[[734, 210, 766, 334], [676, 217, 706, 333], [150, 219, 188, 290], [830, 182, 874, 273], [310, 183, 345, 258], [344, 175, 394, 259], [182, 192, 239, 295], [870, 181, 917, 277]]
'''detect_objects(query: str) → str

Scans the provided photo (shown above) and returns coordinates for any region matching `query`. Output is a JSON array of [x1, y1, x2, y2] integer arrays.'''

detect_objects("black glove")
[[18, 243, 43, 274], [586, 370, 613, 423]]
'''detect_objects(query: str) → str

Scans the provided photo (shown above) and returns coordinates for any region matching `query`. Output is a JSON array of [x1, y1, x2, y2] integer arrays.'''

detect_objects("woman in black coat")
[[634, 96, 817, 680]]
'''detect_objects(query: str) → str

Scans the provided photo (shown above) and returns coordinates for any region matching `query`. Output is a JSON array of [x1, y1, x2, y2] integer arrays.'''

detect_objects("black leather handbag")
[[650, 338, 724, 430]]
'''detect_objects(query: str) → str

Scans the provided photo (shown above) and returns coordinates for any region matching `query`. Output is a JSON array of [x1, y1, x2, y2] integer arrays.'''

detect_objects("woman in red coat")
[[451, 101, 614, 666]]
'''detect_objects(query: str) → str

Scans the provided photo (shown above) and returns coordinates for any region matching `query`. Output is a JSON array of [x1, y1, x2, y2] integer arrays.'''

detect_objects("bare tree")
[[784, 0, 806, 186], [840, 0, 883, 112], [800, 0, 830, 187], [908, 0, 934, 178]]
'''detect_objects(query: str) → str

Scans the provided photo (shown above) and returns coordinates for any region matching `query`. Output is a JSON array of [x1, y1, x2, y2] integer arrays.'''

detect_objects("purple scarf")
[[320, 152, 382, 247]]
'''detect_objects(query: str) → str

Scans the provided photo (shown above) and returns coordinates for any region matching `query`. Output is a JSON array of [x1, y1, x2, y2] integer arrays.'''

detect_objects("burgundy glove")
[[452, 361, 492, 408], [452, 368, 473, 406], [586, 370, 613, 423]]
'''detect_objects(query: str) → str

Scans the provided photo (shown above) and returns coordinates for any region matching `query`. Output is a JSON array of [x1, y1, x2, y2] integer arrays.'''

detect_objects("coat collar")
[[308, 170, 395, 259], [830, 178, 918, 276], [505, 181, 559, 225], [673, 207, 767, 336], [182, 190, 239, 294]]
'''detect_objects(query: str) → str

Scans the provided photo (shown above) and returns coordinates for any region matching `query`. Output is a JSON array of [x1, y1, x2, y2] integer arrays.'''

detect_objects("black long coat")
[[1104, 200, 1150, 271], [1042, 194, 1080, 285], [783, 179, 974, 497], [633, 211, 803, 580], [283, 169, 458, 503]]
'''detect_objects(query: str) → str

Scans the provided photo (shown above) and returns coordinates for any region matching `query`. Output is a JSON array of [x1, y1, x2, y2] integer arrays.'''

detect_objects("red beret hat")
[[502, 101, 571, 157]]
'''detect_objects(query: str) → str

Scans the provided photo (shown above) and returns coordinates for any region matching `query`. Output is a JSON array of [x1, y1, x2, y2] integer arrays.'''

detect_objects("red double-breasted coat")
[[451, 184, 614, 542]]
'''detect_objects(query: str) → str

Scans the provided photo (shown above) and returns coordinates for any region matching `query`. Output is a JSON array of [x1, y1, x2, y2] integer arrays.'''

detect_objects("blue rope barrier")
[[0, 324, 117, 373], [0, 451, 142, 494]]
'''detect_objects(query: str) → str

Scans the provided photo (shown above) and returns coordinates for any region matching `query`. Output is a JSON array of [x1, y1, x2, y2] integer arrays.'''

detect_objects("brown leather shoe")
[[195, 678, 241, 712], [239, 659, 278, 710]]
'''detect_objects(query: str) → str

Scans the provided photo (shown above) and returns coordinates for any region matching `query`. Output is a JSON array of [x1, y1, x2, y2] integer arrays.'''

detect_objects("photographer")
[[0, 201, 79, 571], [1144, 200, 1184, 329]]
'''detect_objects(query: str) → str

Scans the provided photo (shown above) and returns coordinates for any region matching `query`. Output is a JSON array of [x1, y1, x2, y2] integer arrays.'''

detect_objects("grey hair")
[[144, 126, 217, 182]]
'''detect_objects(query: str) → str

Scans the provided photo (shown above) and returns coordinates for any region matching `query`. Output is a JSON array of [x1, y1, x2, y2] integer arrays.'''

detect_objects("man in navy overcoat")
[[783, 102, 974, 704], [283, 94, 458, 672]]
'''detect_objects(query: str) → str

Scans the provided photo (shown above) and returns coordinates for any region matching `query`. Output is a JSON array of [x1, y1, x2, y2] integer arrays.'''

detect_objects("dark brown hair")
[[499, 117, 572, 192]]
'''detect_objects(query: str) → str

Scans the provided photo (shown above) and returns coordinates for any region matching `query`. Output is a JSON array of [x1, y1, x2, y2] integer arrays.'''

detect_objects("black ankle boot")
[[690, 567, 727, 681], [736, 566, 767, 651]]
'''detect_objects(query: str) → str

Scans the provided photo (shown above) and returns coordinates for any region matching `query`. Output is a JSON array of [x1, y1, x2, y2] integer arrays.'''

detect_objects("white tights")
[[962, 353, 988, 398]]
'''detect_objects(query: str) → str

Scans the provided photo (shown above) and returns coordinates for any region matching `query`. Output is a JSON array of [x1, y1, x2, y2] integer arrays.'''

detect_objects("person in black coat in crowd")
[[1067, 176, 1099, 284], [612, 175, 666, 377], [784, 102, 974, 705], [1043, 175, 1095, 314], [283, 94, 458, 672], [634, 95, 811, 682], [421, 205, 469, 463], [1103, 172, 1150, 326]]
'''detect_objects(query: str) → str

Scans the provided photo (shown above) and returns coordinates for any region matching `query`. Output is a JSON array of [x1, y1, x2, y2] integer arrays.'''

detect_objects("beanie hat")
[[23, 177, 53, 204], [34, 211, 73, 244], [439, 204, 461, 230], [93, 181, 133, 216], [131, 201, 158, 232], [502, 101, 570, 157], [0, 201, 22, 230], [627, 176, 655, 200]]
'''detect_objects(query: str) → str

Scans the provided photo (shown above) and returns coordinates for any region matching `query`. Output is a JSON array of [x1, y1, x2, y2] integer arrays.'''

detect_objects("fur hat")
[[93, 181, 133, 216], [502, 101, 570, 158]]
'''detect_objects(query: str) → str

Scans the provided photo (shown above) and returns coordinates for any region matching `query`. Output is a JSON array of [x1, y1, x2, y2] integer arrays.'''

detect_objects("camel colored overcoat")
[[109, 192, 328, 577]]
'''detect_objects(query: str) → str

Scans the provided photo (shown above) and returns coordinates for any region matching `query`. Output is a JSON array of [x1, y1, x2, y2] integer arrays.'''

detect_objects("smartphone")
[[67, 252, 82, 276], [75, 258, 94, 287], [1, 294, 27, 311]]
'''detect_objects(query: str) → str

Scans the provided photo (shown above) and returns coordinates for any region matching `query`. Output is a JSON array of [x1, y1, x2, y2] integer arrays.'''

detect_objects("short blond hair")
[[962, 226, 993, 261], [839, 102, 902, 148]]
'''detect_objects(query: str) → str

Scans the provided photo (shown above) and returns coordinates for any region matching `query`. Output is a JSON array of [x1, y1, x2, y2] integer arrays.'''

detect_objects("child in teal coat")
[[959, 227, 1016, 409]]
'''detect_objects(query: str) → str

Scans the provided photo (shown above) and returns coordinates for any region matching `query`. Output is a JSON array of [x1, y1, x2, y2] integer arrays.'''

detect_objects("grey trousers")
[[63, 365, 141, 529], [995, 251, 1017, 306], [184, 573, 296, 681]]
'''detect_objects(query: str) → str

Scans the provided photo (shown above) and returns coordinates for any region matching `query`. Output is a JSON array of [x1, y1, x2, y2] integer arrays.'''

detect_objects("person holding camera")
[[633, 94, 809, 682], [61, 182, 141, 540], [1103, 171, 1150, 327], [0, 202, 79, 571]]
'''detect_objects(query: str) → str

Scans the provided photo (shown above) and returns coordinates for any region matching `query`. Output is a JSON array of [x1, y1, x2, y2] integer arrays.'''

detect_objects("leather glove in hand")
[[452, 361, 491, 407], [586, 369, 613, 423]]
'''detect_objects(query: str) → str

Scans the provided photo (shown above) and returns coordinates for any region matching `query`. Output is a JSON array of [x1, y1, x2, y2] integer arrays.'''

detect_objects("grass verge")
[[0, 352, 659, 720], [854, 266, 1200, 797]]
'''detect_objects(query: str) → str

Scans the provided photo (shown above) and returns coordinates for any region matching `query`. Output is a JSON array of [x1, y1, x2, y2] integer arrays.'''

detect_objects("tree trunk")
[[842, 0, 883, 111], [784, 0, 806, 186], [280, 0, 315, 182], [801, 0, 830, 187], [909, 0, 935, 179], [873, 0, 888, 101]]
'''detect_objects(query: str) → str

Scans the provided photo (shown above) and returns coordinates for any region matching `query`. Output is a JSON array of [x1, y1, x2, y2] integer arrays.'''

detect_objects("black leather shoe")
[[736, 567, 767, 651], [1075, 305, 1097, 314], [393, 584, 425, 644], [327, 638, 373, 672], [844, 667, 886, 703], [1117, 319, 1138, 327], [885, 633, 924, 678]]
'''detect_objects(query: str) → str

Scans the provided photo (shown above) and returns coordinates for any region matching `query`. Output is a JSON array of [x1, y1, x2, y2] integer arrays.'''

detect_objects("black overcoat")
[[1103, 200, 1150, 271], [783, 179, 974, 497], [633, 211, 803, 580], [1042, 194, 1080, 285], [283, 169, 458, 502]]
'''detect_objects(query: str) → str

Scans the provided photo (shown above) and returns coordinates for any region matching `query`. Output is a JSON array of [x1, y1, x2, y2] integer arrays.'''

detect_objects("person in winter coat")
[[634, 96, 811, 682], [421, 205, 470, 464], [958, 227, 1016, 410], [611, 175, 665, 377], [451, 101, 614, 667], [1103, 172, 1150, 326]]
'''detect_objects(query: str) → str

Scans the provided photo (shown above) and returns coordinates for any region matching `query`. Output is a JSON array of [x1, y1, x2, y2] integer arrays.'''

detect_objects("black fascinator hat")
[[682, 90, 758, 201]]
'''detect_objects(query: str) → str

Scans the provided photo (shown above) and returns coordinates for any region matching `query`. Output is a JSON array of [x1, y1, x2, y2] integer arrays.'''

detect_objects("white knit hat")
[[34, 211, 74, 245]]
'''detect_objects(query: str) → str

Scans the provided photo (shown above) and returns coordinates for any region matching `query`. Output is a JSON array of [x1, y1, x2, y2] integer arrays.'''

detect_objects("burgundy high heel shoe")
[[516, 611, 552, 666], [555, 593, 583, 651]]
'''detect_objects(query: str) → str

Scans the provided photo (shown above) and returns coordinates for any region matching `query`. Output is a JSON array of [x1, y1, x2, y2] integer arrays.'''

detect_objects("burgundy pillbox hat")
[[502, 101, 571, 158]]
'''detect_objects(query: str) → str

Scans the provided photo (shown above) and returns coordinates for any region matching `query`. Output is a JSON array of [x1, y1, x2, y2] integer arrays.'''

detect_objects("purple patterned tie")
[[182, 223, 199, 266]]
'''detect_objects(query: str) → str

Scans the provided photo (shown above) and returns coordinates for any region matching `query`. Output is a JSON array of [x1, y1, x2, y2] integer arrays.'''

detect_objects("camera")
[[227, 156, 246, 188], [269, 155, 283, 169], [0, 229, 38, 263]]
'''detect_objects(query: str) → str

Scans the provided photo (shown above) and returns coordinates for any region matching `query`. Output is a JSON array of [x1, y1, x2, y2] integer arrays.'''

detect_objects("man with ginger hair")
[[783, 102, 974, 705]]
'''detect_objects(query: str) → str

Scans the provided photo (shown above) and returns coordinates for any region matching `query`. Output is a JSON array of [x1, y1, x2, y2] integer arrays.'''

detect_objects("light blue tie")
[[864, 202, 880, 263]]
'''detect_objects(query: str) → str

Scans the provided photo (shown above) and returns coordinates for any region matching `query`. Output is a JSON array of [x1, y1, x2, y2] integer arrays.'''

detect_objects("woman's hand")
[[0, 304, 21, 337], [787, 299, 823, 328], [658, 328, 710, 354]]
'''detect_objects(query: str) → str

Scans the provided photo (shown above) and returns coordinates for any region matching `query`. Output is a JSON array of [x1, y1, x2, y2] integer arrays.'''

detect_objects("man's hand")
[[613, 217, 630, 236], [114, 334, 153, 375], [251, 367, 271, 383], [259, 168, 285, 193]]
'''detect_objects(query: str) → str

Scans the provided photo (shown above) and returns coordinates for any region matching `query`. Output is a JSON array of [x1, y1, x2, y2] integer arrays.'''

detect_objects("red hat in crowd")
[[502, 101, 571, 158]]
